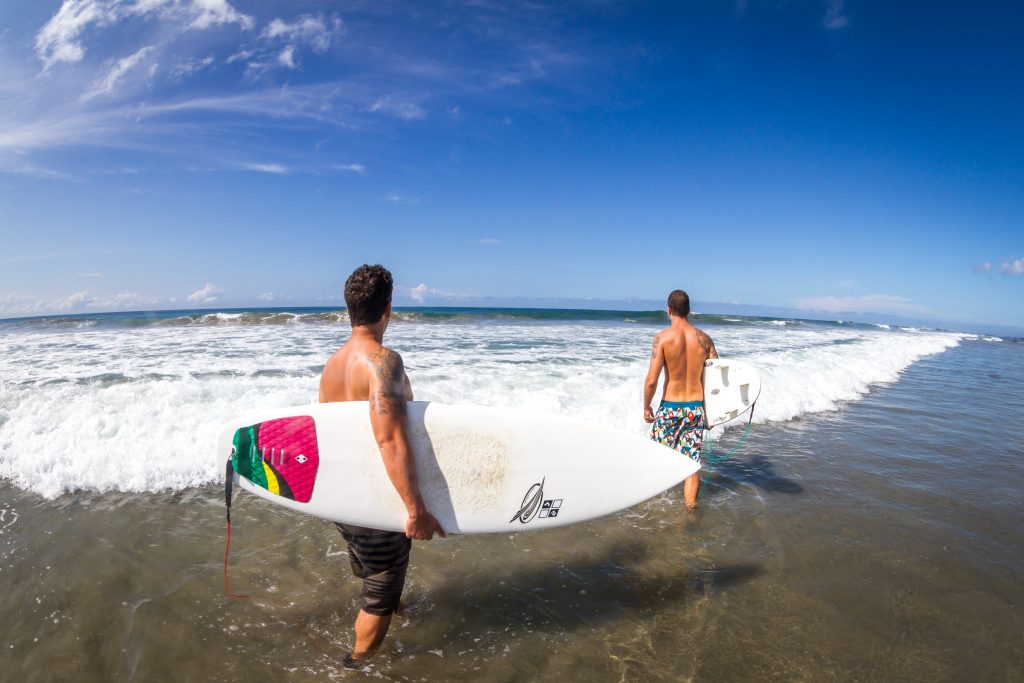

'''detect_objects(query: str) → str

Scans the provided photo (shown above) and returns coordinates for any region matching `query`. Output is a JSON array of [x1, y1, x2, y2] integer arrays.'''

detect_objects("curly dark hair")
[[668, 289, 690, 318], [344, 264, 393, 325]]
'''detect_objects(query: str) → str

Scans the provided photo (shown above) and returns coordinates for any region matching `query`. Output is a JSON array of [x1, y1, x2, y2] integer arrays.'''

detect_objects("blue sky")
[[0, 1, 1021, 331]]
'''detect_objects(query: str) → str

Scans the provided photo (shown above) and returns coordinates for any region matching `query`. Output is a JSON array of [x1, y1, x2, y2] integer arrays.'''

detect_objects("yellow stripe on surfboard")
[[261, 461, 280, 495]]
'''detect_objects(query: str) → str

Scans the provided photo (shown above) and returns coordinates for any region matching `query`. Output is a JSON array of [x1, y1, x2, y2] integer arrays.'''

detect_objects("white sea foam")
[[0, 317, 966, 498]]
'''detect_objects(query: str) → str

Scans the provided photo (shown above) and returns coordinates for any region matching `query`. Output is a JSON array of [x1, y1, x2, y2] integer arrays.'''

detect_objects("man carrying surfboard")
[[319, 264, 445, 666], [644, 289, 718, 510]]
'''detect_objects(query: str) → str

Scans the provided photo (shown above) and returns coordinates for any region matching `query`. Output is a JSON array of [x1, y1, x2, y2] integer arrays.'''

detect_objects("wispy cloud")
[[4, 2, 596, 176], [35, 0, 253, 69], [81, 45, 156, 101], [262, 13, 342, 52], [77, 272, 104, 278], [187, 282, 223, 303], [369, 97, 427, 121], [170, 54, 215, 80], [477, 237, 501, 245], [0, 289, 156, 316], [386, 190, 418, 204], [973, 261, 993, 273], [793, 294, 931, 316], [238, 162, 288, 174], [409, 283, 429, 304], [1002, 258, 1024, 276], [823, 0, 850, 30], [232, 12, 343, 76], [1, 252, 66, 264], [333, 163, 366, 174], [277, 46, 296, 69]]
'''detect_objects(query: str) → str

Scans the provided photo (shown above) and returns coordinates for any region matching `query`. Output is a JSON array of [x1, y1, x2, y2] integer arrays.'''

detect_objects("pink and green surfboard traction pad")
[[231, 415, 320, 503]]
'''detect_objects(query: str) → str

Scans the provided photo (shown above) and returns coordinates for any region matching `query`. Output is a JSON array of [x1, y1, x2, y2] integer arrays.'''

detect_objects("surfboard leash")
[[223, 455, 250, 600], [699, 404, 756, 496]]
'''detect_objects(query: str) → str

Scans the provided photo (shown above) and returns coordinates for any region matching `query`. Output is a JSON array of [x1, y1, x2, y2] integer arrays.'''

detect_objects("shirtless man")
[[319, 264, 445, 665], [643, 289, 718, 510]]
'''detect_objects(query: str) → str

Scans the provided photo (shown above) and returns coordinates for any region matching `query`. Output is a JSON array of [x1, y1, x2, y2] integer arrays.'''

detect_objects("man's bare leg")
[[683, 472, 700, 510], [351, 610, 392, 660]]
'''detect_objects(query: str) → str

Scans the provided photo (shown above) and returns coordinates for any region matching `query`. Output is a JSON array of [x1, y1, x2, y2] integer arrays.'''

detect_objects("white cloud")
[[187, 282, 223, 303], [973, 261, 993, 273], [77, 272, 104, 277], [35, 0, 110, 68], [0, 292, 76, 316], [81, 45, 156, 101], [277, 46, 296, 69], [410, 283, 429, 304], [189, 0, 254, 31], [262, 14, 343, 52], [1002, 258, 1024, 276], [58, 290, 93, 310], [99, 291, 155, 309], [225, 49, 254, 64], [239, 162, 288, 174], [823, 0, 850, 30], [369, 97, 427, 121], [35, 1, 253, 69], [258, 292, 276, 301], [0, 252, 65, 264], [9, 1, 594, 177], [385, 190, 418, 204], [170, 54, 215, 80], [229, 13, 343, 75], [793, 294, 931, 316], [333, 163, 366, 174]]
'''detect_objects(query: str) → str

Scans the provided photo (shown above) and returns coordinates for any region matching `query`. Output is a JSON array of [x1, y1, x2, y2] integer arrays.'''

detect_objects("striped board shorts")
[[335, 523, 412, 616]]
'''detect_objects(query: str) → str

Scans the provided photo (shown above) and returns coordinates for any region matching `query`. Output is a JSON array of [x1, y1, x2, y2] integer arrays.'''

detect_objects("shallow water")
[[1, 335, 1021, 682]]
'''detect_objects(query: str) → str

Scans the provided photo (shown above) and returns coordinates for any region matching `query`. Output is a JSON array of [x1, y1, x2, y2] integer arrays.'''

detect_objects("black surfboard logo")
[[510, 478, 545, 524]]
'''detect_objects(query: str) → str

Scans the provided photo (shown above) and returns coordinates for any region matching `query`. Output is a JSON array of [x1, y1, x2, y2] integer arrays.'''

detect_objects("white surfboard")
[[217, 402, 699, 534], [703, 358, 761, 427]]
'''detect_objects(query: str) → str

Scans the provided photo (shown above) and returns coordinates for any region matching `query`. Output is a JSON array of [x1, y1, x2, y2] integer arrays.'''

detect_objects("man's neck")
[[350, 324, 385, 344], [670, 315, 691, 329]]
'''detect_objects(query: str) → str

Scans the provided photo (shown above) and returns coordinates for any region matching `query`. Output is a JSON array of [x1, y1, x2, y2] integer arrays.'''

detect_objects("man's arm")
[[697, 329, 718, 360], [367, 349, 444, 540], [643, 334, 665, 423]]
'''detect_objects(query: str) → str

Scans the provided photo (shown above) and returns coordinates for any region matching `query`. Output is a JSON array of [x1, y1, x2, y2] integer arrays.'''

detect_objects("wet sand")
[[1, 340, 1022, 681]]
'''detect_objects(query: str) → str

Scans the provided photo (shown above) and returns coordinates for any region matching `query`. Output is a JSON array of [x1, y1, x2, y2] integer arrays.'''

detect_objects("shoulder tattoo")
[[368, 349, 407, 416], [650, 335, 660, 360], [697, 329, 716, 356]]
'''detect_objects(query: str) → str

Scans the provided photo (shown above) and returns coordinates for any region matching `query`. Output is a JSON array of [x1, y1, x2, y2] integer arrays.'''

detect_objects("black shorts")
[[335, 523, 412, 616]]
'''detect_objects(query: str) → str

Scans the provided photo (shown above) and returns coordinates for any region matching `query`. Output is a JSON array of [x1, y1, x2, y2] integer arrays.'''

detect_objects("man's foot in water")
[[343, 651, 373, 670]]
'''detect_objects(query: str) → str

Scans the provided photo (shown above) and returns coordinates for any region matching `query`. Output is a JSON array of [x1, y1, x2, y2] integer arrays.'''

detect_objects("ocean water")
[[0, 308, 1021, 681]]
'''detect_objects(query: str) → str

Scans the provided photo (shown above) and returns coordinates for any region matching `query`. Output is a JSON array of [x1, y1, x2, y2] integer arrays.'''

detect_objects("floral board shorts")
[[650, 400, 706, 465]]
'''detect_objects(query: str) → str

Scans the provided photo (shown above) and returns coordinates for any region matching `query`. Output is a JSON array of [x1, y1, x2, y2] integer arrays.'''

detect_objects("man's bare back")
[[644, 318, 718, 412], [319, 336, 413, 406]]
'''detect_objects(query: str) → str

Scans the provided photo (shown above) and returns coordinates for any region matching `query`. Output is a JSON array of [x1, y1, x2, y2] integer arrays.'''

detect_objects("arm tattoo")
[[368, 349, 408, 417], [650, 336, 660, 360]]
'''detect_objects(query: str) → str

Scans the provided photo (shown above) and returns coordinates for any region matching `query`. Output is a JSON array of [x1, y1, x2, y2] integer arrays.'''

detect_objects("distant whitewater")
[[0, 307, 970, 498]]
